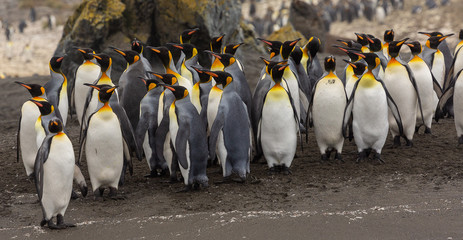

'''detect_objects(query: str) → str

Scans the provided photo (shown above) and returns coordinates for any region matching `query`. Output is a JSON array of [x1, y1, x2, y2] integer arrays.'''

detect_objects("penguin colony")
[[15, 28, 463, 229]]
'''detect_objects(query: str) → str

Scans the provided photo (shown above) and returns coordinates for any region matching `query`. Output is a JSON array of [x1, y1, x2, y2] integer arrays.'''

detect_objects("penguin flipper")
[[78, 112, 94, 165], [135, 112, 150, 157], [436, 85, 455, 122], [208, 111, 225, 161], [16, 113, 21, 163], [34, 135, 53, 201], [431, 72, 443, 98], [112, 101, 142, 161], [445, 47, 462, 90], [378, 79, 404, 136], [175, 118, 190, 170], [342, 81, 358, 138], [155, 110, 170, 163], [403, 63, 425, 127]]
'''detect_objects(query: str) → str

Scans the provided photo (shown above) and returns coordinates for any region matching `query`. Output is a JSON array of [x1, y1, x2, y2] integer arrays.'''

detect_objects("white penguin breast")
[[75, 64, 101, 124], [431, 52, 445, 87], [207, 88, 223, 133], [20, 101, 40, 175]]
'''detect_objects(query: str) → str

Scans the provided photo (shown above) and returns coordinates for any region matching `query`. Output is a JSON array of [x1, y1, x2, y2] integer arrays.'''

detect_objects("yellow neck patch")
[[359, 71, 378, 88]]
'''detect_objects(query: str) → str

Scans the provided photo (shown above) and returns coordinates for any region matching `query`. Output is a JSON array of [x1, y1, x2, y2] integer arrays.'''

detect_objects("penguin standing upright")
[[406, 41, 442, 134], [420, 34, 453, 90], [334, 42, 364, 84], [111, 47, 147, 130], [309, 56, 346, 161], [203, 71, 251, 182], [34, 119, 75, 229], [258, 64, 299, 173], [419, 31, 453, 85], [16, 82, 46, 177], [155, 85, 209, 190], [304, 37, 323, 87], [384, 39, 423, 147], [382, 29, 394, 60], [79, 84, 131, 199], [343, 52, 403, 162], [136, 78, 166, 177], [73, 48, 100, 126], [44, 56, 67, 125]]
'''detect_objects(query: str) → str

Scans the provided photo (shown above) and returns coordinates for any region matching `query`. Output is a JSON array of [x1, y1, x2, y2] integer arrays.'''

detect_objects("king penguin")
[[131, 38, 153, 75], [203, 70, 251, 182], [258, 64, 299, 174], [79, 84, 128, 199], [44, 56, 67, 125], [155, 85, 209, 191], [384, 39, 424, 147], [420, 34, 454, 90], [111, 47, 147, 130], [343, 52, 403, 163], [73, 48, 100, 126], [34, 119, 75, 229], [172, 43, 199, 85], [308, 56, 346, 162], [406, 41, 442, 134], [16, 82, 46, 177], [136, 77, 167, 177], [382, 29, 394, 61]]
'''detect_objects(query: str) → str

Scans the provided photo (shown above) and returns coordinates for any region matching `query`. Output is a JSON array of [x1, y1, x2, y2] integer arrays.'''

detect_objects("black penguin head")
[[84, 84, 117, 103], [48, 119, 63, 133], [307, 36, 321, 58], [352, 52, 380, 70], [131, 38, 144, 54], [290, 46, 303, 65], [280, 38, 300, 60], [16, 82, 45, 97], [206, 51, 236, 68], [388, 38, 408, 58], [180, 28, 199, 44], [77, 48, 95, 60], [343, 59, 367, 76], [92, 53, 112, 72], [384, 29, 394, 43], [367, 36, 382, 52], [223, 43, 244, 55], [49, 56, 64, 73], [425, 34, 453, 49], [355, 33, 369, 46], [139, 77, 161, 91], [191, 66, 212, 84], [459, 29, 463, 40], [165, 43, 183, 62], [148, 72, 177, 85], [172, 43, 197, 60], [324, 56, 336, 72], [147, 46, 171, 68], [270, 64, 288, 84], [406, 41, 422, 55], [258, 38, 282, 59], [210, 34, 225, 53], [166, 85, 189, 100], [203, 71, 233, 88], [260, 57, 286, 75], [332, 45, 360, 62], [111, 47, 140, 65], [30, 99, 54, 116]]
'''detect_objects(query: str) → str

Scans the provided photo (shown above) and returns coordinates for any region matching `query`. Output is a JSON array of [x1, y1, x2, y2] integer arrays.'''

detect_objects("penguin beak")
[[15, 81, 32, 90], [77, 49, 86, 54], [164, 85, 175, 91], [216, 35, 225, 42], [257, 38, 273, 46], [93, 54, 102, 60], [31, 100, 43, 107], [337, 40, 349, 46], [203, 71, 219, 78], [148, 47, 161, 53], [418, 32, 432, 37], [333, 45, 348, 53], [440, 34, 454, 41], [355, 33, 363, 40], [352, 52, 366, 58], [366, 36, 374, 43], [148, 72, 163, 79], [397, 38, 409, 46], [289, 38, 301, 46], [188, 28, 198, 35], [84, 83, 101, 91], [205, 50, 221, 59], [233, 43, 244, 49], [406, 43, 414, 48], [191, 66, 203, 73], [259, 57, 270, 65], [172, 44, 184, 50], [138, 77, 147, 85]]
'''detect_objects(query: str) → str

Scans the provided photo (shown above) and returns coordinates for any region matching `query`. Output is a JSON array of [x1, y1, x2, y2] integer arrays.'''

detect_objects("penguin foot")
[[392, 136, 401, 148], [424, 127, 431, 134], [249, 175, 261, 184], [268, 167, 277, 175], [80, 185, 88, 198], [40, 219, 47, 227], [458, 136, 463, 145], [71, 190, 79, 200], [356, 151, 367, 163], [281, 166, 292, 175], [373, 153, 385, 164], [108, 187, 125, 200], [176, 185, 192, 193], [214, 177, 232, 185], [47, 219, 62, 230], [93, 188, 104, 201], [334, 152, 344, 163], [57, 214, 76, 228], [405, 139, 413, 147], [320, 154, 328, 163]]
